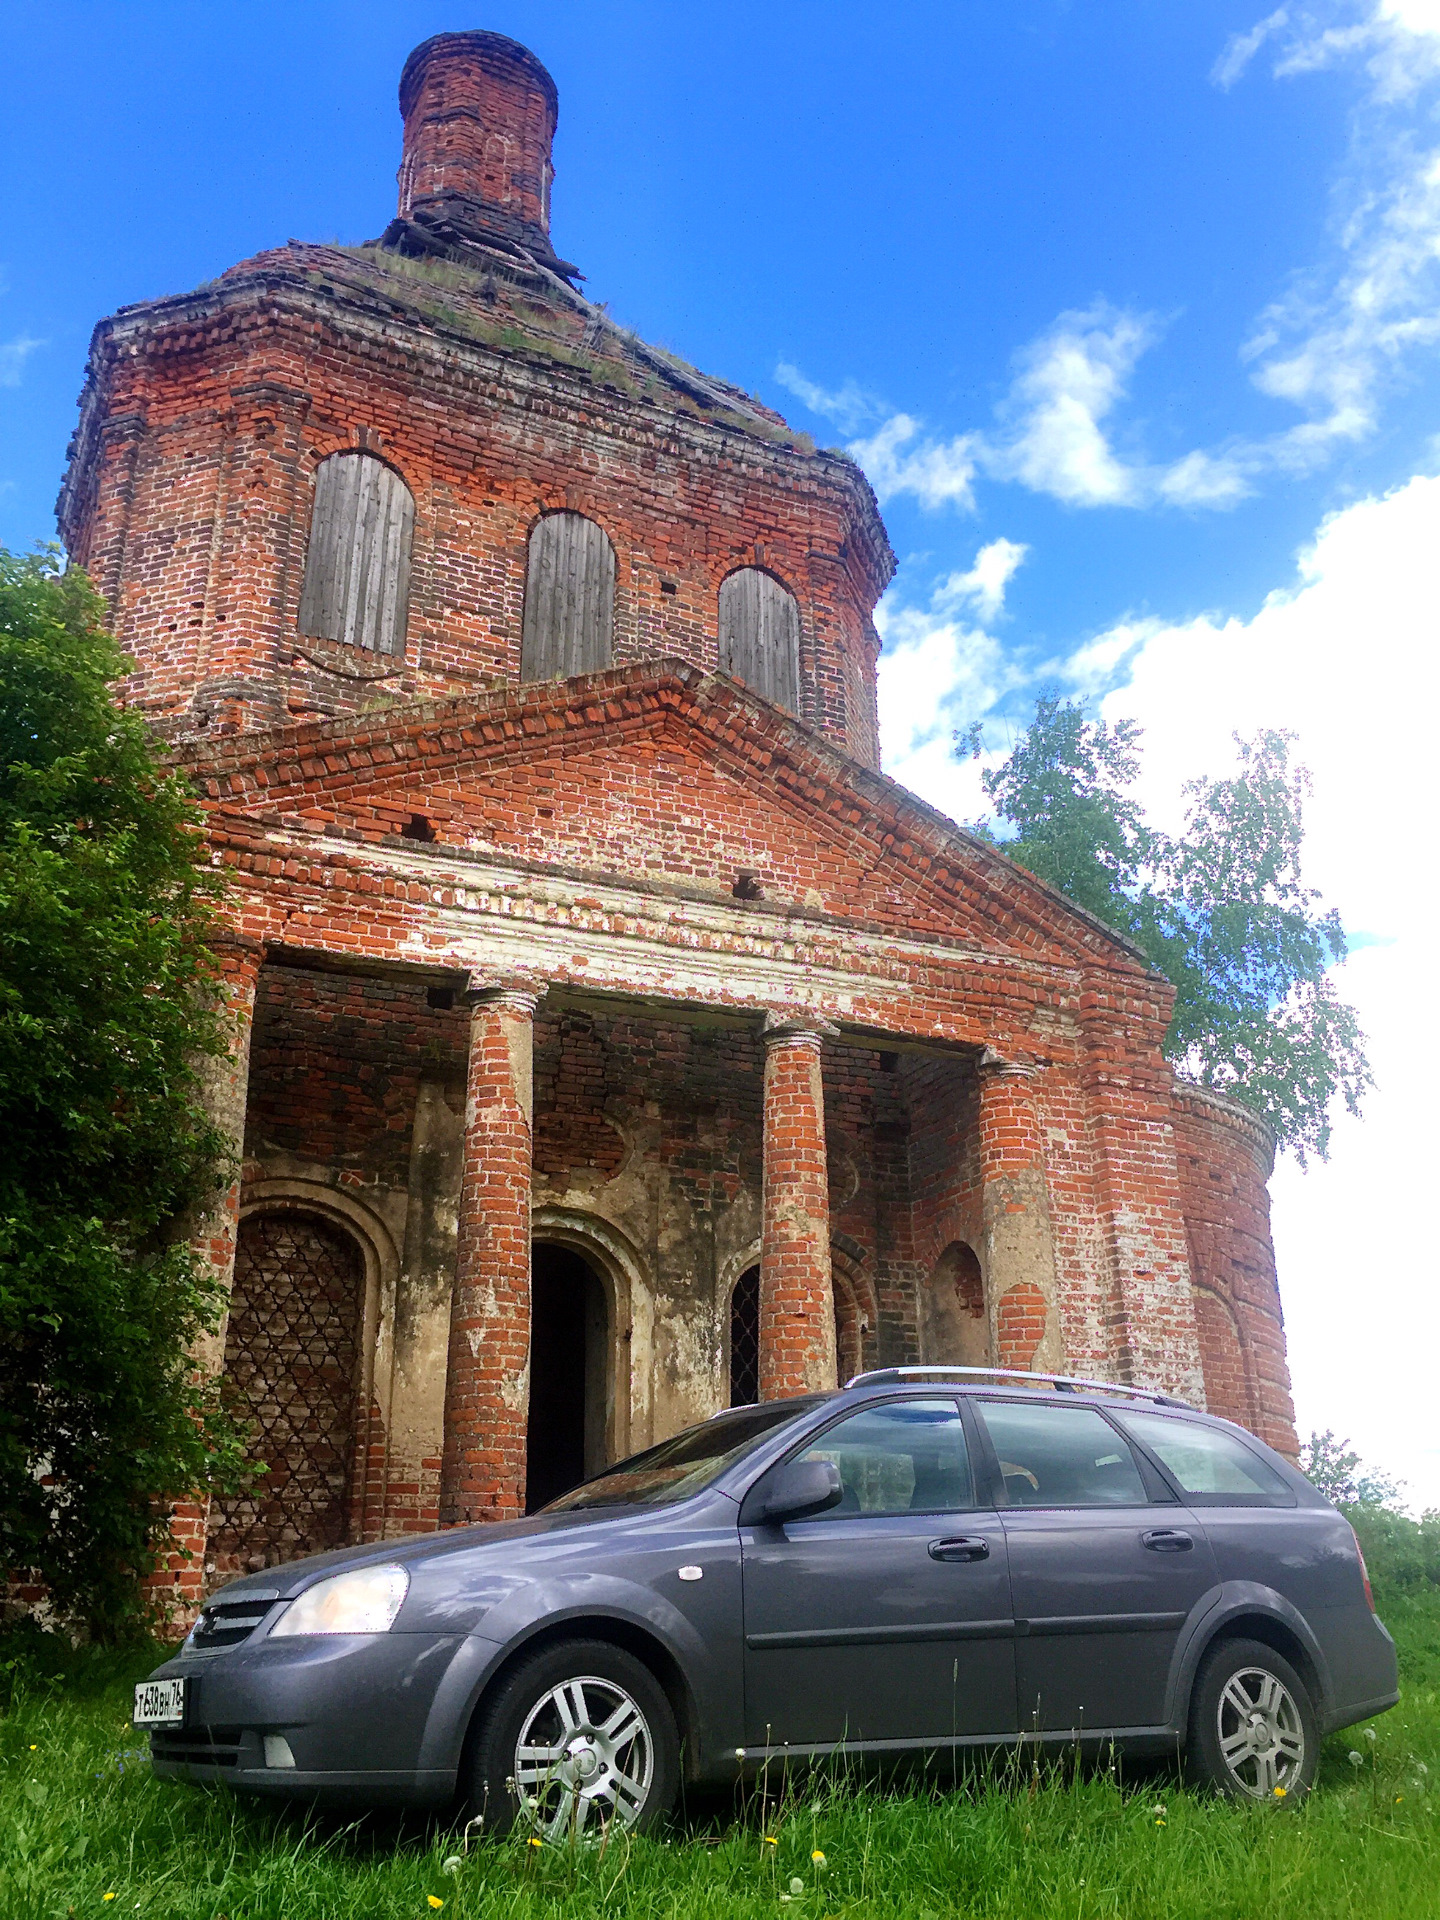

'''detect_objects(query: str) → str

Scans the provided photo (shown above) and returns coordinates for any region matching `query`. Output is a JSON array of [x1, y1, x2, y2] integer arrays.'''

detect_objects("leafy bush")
[[0, 549, 249, 1639]]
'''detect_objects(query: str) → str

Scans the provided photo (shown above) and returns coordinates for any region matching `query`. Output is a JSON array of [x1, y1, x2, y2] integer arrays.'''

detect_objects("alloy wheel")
[[511, 1673, 655, 1843], [1215, 1665, 1307, 1798]]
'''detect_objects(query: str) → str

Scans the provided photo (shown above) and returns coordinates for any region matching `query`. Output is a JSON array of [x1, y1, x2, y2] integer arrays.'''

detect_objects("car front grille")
[[150, 1724, 245, 1768], [188, 1591, 281, 1651]]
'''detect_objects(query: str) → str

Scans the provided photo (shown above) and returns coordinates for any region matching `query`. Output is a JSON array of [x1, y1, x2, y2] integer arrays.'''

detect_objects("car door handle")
[[928, 1536, 991, 1563], [1140, 1528, 1194, 1553]]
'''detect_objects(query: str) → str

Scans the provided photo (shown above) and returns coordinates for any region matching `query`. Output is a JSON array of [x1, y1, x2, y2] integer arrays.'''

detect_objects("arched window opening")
[[209, 1210, 366, 1575], [297, 451, 415, 655], [729, 1264, 761, 1407], [527, 1242, 610, 1511], [919, 1242, 989, 1369], [718, 567, 800, 713], [521, 511, 616, 682]]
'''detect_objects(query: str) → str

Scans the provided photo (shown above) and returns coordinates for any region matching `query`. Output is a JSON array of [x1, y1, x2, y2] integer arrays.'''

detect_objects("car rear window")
[[542, 1400, 820, 1511], [976, 1399, 1149, 1507], [1120, 1410, 1295, 1504]]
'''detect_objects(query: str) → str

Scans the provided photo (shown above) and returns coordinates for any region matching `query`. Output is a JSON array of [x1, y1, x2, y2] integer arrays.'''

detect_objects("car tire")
[[1185, 1635, 1319, 1802], [465, 1638, 680, 1842]]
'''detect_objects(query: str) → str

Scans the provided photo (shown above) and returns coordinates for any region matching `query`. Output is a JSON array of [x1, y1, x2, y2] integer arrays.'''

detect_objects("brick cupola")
[[397, 31, 559, 259]]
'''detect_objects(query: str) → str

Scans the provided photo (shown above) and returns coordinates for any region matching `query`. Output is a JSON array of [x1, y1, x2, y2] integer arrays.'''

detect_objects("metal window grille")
[[729, 1264, 760, 1407], [209, 1212, 364, 1574]]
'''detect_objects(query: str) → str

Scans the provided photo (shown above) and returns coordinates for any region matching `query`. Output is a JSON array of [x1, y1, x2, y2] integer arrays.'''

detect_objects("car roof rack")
[[841, 1364, 1193, 1409]]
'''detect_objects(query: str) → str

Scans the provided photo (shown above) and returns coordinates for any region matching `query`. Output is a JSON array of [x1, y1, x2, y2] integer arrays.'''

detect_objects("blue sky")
[[3, 2, 1438, 1499]]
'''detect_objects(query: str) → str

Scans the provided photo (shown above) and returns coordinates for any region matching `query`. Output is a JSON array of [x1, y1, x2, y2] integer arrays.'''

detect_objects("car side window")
[[792, 1399, 974, 1516], [1120, 1410, 1295, 1505], [975, 1400, 1149, 1507]]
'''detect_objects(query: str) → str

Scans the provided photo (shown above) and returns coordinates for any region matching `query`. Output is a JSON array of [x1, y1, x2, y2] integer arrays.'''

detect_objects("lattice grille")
[[729, 1265, 760, 1407], [210, 1211, 363, 1575]]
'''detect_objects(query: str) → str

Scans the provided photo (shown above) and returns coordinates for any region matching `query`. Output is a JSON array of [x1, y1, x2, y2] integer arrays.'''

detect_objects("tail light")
[[1347, 1522, 1375, 1611]]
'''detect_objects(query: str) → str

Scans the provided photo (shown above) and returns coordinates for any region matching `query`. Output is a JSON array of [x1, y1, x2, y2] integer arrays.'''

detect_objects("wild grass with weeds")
[[1, 1585, 1436, 1919]]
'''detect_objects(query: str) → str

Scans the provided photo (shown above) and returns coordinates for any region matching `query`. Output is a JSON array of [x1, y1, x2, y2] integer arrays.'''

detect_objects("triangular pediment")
[[182, 659, 1155, 973]]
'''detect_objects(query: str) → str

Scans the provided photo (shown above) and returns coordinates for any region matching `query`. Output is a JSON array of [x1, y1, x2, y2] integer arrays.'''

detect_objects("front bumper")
[[146, 1630, 501, 1807]]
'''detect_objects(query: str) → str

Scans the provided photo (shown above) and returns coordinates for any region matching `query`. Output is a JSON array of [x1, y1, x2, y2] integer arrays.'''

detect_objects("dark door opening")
[[526, 1243, 608, 1513]]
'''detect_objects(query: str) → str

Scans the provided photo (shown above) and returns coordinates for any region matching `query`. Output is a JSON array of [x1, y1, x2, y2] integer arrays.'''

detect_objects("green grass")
[[2, 1587, 1437, 1920]]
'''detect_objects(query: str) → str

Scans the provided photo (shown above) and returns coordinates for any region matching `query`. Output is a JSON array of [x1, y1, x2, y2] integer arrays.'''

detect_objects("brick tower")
[[58, 31, 1295, 1604]]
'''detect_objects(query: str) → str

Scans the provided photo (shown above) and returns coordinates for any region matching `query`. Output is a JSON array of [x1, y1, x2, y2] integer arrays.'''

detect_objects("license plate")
[[133, 1678, 186, 1728]]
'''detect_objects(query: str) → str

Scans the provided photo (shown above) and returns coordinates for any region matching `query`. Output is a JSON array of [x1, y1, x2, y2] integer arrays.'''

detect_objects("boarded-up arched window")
[[718, 568, 800, 713], [521, 512, 616, 681], [297, 452, 414, 655]]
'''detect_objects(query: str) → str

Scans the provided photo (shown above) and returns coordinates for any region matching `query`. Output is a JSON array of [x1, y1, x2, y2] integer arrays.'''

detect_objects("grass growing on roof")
[[1, 1584, 1436, 1918]]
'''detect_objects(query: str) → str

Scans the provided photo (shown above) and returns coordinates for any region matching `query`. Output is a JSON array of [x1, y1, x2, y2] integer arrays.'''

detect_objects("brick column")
[[977, 1049, 1065, 1374], [145, 932, 263, 1625], [759, 1011, 839, 1398], [439, 980, 540, 1524]]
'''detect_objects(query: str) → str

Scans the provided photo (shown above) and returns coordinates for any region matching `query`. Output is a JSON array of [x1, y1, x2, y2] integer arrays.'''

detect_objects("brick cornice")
[[61, 251, 894, 601], [176, 656, 1162, 977]]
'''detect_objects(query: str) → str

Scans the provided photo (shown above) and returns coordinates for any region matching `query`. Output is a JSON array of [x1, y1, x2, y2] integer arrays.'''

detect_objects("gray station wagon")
[[136, 1368, 1398, 1839]]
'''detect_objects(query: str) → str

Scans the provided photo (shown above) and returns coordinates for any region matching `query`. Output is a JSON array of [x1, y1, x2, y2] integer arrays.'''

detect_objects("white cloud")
[[931, 538, 1029, 622], [0, 335, 44, 388], [848, 413, 981, 511], [875, 546, 1032, 812], [773, 361, 884, 434], [878, 473, 1440, 1501], [844, 306, 1253, 515], [1213, 8, 1291, 89], [1077, 474, 1440, 1502]]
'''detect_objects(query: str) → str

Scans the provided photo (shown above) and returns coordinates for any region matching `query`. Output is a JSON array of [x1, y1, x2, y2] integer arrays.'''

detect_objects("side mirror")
[[762, 1457, 843, 1525]]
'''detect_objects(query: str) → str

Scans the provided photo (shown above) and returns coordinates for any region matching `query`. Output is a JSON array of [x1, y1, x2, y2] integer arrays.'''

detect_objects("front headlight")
[[269, 1564, 409, 1637]]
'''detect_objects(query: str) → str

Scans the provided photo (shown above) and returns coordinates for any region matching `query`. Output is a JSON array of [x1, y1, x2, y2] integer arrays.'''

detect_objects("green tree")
[[969, 697, 1369, 1162], [0, 548, 247, 1638]]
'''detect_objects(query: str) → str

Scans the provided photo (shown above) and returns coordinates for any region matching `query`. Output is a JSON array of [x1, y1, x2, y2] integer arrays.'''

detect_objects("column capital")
[[978, 1045, 1039, 1082], [462, 974, 544, 1017], [763, 1008, 840, 1048]]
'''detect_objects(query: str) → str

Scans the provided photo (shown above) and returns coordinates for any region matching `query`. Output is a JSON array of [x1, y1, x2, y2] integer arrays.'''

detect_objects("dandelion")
[[764, 1835, 778, 1847], [1151, 1802, 1167, 1819], [428, 1900, 445, 1912], [527, 1837, 543, 1849], [1349, 1751, 1365, 1767], [1365, 1726, 1378, 1744], [789, 1878, 805, 1895], [811, 1850, 827, 1868], [1417, 1762, 1429, 1776], [27, 1745, 36, 1751], [1274, 1787, 1287, 1799], [442, 1856, 463, 1874]]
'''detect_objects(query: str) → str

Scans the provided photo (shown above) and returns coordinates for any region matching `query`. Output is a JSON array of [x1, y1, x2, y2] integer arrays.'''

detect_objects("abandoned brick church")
[[57, 31, 1297, 1604]]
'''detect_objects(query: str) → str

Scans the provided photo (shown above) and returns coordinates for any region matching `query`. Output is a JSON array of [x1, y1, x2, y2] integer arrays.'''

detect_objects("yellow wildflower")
[[428, 1900, 445, 1912], [1274, 1787, 1287, 1799]]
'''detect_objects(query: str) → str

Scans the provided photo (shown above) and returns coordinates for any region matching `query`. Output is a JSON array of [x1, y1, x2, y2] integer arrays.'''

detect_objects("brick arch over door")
[[209, 1209, 367, 1576]]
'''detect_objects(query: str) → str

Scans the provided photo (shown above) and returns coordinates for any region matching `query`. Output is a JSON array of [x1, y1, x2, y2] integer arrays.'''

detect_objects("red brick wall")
[[398, 33, 557, 232], [61, 265, 889, 765], [1172, 1083, 1298, 1458]]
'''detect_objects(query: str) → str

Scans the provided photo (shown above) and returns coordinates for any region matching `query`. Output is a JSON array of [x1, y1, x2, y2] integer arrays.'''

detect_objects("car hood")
[[206, 1503, 655, 1605]]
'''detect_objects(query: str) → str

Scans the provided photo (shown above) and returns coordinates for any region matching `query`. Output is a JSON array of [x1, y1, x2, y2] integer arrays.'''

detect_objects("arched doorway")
[[210, 1209, 365, 1573], [526, 1243, 609, 1511], [920, 1242, 990, 1368]]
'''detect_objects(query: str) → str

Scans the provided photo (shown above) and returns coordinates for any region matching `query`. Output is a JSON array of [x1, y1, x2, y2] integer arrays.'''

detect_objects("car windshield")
[[542, 1400, 823, 1512]]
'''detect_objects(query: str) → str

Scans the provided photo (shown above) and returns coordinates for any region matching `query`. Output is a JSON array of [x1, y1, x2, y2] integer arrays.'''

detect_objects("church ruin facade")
[[56, 32, 1298, 1603]]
